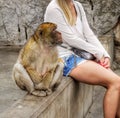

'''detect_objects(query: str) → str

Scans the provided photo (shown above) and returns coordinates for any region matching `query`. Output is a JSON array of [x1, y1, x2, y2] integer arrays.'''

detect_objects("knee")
[[110, 78, 120, 92]]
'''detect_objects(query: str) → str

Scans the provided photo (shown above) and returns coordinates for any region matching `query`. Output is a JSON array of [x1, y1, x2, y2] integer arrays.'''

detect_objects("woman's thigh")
[[69, 60, 120, 87]]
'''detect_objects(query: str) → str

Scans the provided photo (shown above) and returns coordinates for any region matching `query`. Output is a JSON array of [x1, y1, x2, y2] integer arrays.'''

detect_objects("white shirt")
[[44, 0, 110, 61]]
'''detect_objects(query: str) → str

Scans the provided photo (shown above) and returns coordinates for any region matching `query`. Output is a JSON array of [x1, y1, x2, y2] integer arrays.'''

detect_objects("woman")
[[44, 0, 120, 117]]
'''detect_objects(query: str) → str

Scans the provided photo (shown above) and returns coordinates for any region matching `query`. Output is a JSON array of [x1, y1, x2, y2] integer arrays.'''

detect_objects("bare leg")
[[108, 70, 120, 118], [69, 61, 120, 118], [116, 98, 120, 118]]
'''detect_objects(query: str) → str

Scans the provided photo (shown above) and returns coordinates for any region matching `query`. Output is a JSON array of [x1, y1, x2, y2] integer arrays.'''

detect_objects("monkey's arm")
[[50, 61, 64, 88], [25, 66, 43, 84]]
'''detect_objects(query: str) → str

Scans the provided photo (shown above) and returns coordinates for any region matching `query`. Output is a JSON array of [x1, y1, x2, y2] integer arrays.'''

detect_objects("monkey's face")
[[35, 22, 62, 46]]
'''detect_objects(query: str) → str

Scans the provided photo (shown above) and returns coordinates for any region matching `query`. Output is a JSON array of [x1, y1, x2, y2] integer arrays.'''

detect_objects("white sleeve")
[[44, 5, 106, 60], [77, 2, 110, 58]]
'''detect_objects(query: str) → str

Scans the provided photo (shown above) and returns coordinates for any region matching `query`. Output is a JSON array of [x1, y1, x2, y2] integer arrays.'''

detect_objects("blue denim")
[[63, 54, 86, 76]]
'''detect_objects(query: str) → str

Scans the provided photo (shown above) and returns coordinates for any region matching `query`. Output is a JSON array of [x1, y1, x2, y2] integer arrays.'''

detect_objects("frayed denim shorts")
[[62, 54, 86, 76]]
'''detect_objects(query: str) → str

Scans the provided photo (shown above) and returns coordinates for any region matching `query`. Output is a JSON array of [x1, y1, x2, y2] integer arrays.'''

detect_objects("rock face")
[[114, 18, 120, 44], [114, 21, 120, 65], [79, 0, 120, 35], [0, 0, 50, 45], [0, 0, 120, 44], [0, 0, 120, 65]]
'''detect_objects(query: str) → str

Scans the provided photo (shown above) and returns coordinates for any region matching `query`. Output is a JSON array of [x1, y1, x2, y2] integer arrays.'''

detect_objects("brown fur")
[[12, 22, 64, 96]]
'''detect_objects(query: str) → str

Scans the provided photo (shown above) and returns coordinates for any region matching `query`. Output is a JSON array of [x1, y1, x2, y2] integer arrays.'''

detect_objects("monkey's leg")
[[13, 64, 46, 97], [26, 67, 43, 84], [34, 70, 54, 95], [26, 67, 47, 96], [50, 62, 64, 89], [13, 63, 34, 93]]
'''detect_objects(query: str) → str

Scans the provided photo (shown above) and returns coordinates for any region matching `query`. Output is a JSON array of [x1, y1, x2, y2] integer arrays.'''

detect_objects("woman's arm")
[[44, 4, 104, 60], [77, 2, 110, 59]]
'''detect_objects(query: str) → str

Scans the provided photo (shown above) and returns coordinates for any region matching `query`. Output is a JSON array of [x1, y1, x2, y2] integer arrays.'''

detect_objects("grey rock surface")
[[79, 0, 120, 35], [0, 0, 120, 44], [0, 0, 50, 44]]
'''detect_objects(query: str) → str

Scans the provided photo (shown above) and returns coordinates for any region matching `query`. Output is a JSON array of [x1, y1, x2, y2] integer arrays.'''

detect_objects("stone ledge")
[[0, 77, 93, 118]]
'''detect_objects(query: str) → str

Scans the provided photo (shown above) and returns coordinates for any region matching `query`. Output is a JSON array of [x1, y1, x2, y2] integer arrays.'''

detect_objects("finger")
[[103, 63, 110, 68], [103, 60, 107, 65]]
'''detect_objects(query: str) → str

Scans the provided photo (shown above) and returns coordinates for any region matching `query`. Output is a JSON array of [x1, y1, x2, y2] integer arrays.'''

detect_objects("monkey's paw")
[[31, 90, 47, 97], [46, 89, 52, 95]]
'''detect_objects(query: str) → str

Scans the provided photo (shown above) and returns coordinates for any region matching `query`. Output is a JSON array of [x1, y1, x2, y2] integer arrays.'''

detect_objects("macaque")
[[12, 22, 64, 97]]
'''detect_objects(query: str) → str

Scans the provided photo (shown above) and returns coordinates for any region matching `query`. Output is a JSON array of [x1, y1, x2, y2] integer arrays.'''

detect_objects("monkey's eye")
[[53, 27, 56, 31], [39, 30, 43, 35]]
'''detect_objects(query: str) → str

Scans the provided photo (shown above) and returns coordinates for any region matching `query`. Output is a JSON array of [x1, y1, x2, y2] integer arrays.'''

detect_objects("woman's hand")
[[98, 57, 111, 69]]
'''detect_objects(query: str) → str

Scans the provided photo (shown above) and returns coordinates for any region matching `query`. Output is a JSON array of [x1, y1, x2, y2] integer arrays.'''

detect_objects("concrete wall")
[[0, 78, 93, 118]]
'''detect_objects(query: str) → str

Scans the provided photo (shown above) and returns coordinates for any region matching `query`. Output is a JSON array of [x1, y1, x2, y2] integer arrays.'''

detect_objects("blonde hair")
[[57, 0, 75, 26]]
